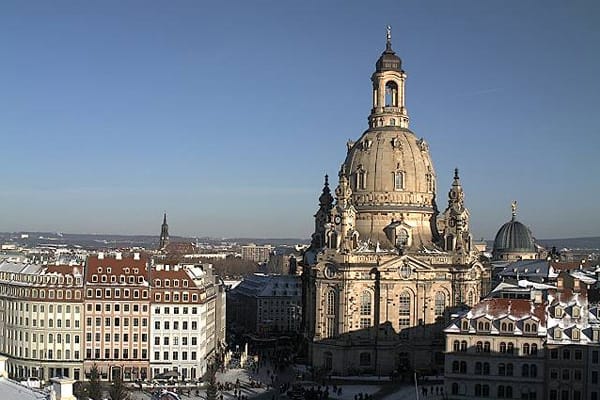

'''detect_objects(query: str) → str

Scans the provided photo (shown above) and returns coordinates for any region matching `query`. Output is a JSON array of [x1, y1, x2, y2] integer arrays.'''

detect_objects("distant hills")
[[1, 231, 597, 251]]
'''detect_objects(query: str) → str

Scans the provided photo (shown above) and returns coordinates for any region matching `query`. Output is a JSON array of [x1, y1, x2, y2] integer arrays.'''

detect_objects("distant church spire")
[[159, 212, 170, 250], [311, 175, 334, 249]]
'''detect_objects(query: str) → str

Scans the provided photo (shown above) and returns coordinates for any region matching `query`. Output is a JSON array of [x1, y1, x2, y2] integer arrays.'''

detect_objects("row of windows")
[[87, 303, 147, 313], [7, 316, 81, 329], [154, 321, 198, 330], [154, 292, 198, 302], [452, 340, 539, 355], [549, 368, 583, 381], [153, 336, 198, 346], [3, 287, 82, 300], [450, 383, 536, 399], [549, 389, 583, 400], [86, 332, 147, 342], [6, 303, 81, 314], [451, 361, 538, 377], [153, 351, 197, 361], [0, 273, 81, 286], [462, 320, 538, 333], [5, 331, 80, 344], [154, 306, 198, 315], [549, 348, 583, 360], [91, 274, 144, 284], [153, 279, 189, 288], [86, 288, 148, 299], [86, 348, 148, 359], [85, 317, 148, 327]]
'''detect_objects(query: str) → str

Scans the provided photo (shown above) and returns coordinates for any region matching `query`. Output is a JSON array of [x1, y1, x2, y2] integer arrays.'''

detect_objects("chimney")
[[134, 252, 140, 260], [51, 377, 77, 400], [98, 252, 104, 260], [115, 252, 122, 260]]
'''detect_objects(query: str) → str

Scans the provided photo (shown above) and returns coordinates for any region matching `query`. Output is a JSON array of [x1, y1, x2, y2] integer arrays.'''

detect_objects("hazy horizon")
[[1, 1, 598, 240]]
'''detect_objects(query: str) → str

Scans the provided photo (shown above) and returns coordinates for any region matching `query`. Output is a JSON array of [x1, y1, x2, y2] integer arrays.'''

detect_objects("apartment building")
[[83, 253, 151, 380], [150, 263, 223, 380], [444, 297, 546, 399], [0, 252, 226, 383], [0, 262, 84, 381]]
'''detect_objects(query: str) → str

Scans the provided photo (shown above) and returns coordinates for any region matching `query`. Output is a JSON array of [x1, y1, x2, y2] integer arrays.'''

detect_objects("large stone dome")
[[343, 126, 437, 249]]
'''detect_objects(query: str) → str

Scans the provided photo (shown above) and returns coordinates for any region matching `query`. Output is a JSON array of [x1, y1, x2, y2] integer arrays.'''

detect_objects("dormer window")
[[92, 275, 98, 283], [462, 320, 469, 331], [101, 275, 107, 283], [97, 267, 102, 273], [573, 306, 580, 318], [106, 267, 111, 274], [555, 306, 563, 318], [124, 268, 130, 273], [554, 328, 562, 340], [572, 328, 580, 341]]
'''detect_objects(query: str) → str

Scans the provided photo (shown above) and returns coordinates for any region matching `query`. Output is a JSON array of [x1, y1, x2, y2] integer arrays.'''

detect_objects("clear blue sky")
[[1, 0, 598, 240]]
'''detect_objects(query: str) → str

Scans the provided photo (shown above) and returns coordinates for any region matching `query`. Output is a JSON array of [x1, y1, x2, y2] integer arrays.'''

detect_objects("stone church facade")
[[301, 29, 490, 376]]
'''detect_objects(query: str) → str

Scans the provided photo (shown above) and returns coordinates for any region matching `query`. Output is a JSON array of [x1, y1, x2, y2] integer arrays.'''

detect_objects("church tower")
[[302, 28, 489, 376], [159, 212, 170, 250]]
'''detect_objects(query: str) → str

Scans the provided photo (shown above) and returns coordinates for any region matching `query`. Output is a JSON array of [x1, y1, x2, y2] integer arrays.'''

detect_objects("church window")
[[385, 81, 398, 107], [359, 352, 371, 366], [360, 291, 372, 315], [359, 291, 372, 328], [325, 290, 337, 338], [426, 173, 434, 192], [389, 118, 396, 126], [467, 291, 474, 306], [356, 167, 366, 190], [394, 171, 404, 191], [434, 292, 446, 317], [398, 292, 411, 330]]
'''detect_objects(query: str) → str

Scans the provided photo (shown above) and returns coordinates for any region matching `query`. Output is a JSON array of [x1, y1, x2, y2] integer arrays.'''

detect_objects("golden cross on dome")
[[386, 25, 392, 42], [511, 200, 518, 218]]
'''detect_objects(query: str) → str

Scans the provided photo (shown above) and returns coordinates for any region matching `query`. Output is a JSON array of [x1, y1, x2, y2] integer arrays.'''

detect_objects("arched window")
[[475, 362, 482, 375], [360, 291, 372, 328], [523, 343, 530, 355], [498, 363, 506, 375], [507, 342, 514, 354], [434, 292, 446, 317], [453, 340, 460, 352], [451, 383, 458, 395], [359, 352, 371, 366], [467, 290, 474, 306], [452, 361, 459, 373], [460, 340, 467, 352], [531, 364, 537, 377], [508, 323, 514, 331], [475, 384, 482, 396], [500, 342, 507, 353], [426, 173, 434, 193], [484, 341, 490, 353], [385, 81, 398, 107], [360, 291, 372, 315], [531, 343, 538, 355], [462, 320, 469, 331], [325, 290, 337, 338], [501, 322, 507, 331], [459, 361, 467, 373], [398, 292, 411, 329], [356, 167, 366, 190], [506, 363, 513, 376], [522, 364, 529, 377], [483, 362, 490, 375], [506, 386, 513, 398], [394, 171, 404, 191], [476, 341, 483, 353]]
